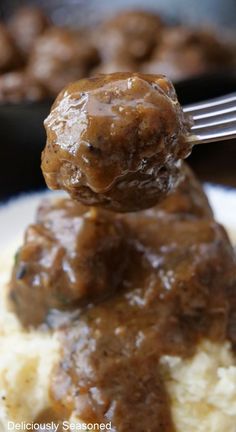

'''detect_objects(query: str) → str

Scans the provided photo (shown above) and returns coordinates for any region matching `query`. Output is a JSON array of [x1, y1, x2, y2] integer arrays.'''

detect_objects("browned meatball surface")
[[0, 24, 22, 73], [28, 27, 99, 96], [8, 164, 212, 328], [50, 185, 236, 430], [8, 6, 50, 57], [143, 27, 234, 81], [9, 163, 236, 430], [153, 163, 213, 219], [9, 199, 128, 327], [42, 73, 191, 212], [0, 70, 47, 103], [94, 10, 162, 63]]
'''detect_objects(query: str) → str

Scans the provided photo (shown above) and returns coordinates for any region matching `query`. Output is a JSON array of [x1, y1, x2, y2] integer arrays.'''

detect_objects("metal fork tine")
[[192, 115, 236, 130], [187, 120, 236, 144], [183, 92, 236, 145], [183, 92, 236, 113], [191, 105, 236, 120]]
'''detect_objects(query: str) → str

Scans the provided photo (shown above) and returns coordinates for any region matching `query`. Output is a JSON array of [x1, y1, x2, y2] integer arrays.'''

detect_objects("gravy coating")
[[49, 172, 236, 431], [8, 66, 236, 430], [9, 165, 210, 327], [42, 73, 191, 212], [9, 201, 128, 326], [9, 166, 236, 431]]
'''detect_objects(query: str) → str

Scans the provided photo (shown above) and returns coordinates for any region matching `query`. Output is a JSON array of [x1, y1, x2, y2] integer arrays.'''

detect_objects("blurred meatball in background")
[[8, 6, 50, 58], [93, 10, 162, 64], [0, 23, 23, 73], [142, 27, 235, 81], [0, 71, 47, 103], [91, 58, 138, 75], [27, 27, 99, 96], [0, 1, 235, 200]]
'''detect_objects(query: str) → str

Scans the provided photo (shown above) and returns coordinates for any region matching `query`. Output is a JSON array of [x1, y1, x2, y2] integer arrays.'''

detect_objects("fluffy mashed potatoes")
[[1, 232, 236, 432], [0, 244, 60, 431]]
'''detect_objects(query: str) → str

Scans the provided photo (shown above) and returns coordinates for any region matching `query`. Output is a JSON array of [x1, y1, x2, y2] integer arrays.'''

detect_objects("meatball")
[[152, 163, 213, 219], [8, 163, 213, 329], [51, 202, 236, 427], [8, 6, 50, 57], [42, 73, 191, 212], [9, 199, 128, 327], [94, 10, 162, 63], [0, 70, 47, 103], [143, 27, 234, 81], [28, 27, 99, 96], [0, 24, 22, 73]]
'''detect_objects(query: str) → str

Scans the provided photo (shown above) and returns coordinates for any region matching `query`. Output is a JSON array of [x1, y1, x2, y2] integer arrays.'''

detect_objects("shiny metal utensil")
[[183, 92, 236, 144]]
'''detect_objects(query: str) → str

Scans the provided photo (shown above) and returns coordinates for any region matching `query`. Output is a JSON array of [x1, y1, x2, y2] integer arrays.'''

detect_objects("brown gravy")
[[8, 73, 236, 431], [50, 202, 236, 431], [9, 166, 236, 431], [42, 73, 191, 212]]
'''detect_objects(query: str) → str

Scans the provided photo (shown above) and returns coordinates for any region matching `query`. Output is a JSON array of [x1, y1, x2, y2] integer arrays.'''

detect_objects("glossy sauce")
[[42, 73, 191, 212], [8, 72, 236, 432], [50, 199, 236, 431], [9, 166, 236, 431]]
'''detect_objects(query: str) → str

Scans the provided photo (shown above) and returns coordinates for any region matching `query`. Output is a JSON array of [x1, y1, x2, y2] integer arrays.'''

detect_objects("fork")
[[183, 92, 236, 144]]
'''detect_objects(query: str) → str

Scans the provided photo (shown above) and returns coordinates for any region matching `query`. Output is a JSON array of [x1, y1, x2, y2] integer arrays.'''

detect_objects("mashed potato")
[[161, 341, 236, 432], [0, 223, 236, 431], [0, 244, 60, 432]]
